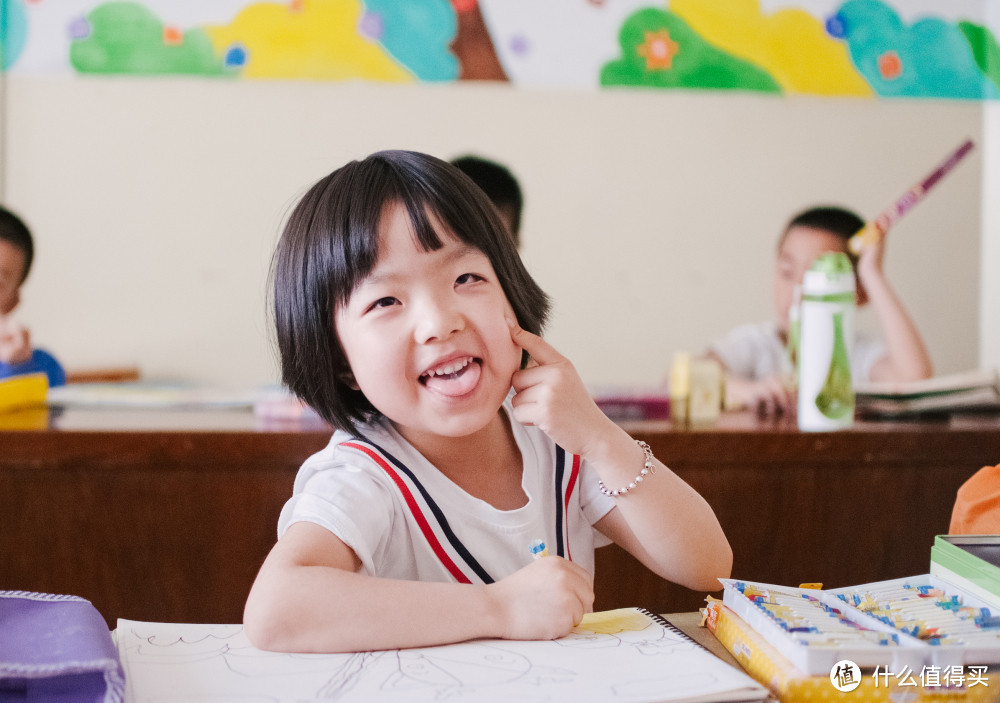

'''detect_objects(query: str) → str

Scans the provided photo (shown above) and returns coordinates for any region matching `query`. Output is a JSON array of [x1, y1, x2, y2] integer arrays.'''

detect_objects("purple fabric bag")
[[0, 592, 124, 703]]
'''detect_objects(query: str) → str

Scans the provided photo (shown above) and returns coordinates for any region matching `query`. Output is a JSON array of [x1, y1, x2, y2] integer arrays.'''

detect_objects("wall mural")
[[2, 0, 999, 99]]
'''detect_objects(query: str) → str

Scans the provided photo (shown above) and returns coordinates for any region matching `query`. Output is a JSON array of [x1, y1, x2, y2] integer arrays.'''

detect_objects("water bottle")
[[797, 252, 855, 431]]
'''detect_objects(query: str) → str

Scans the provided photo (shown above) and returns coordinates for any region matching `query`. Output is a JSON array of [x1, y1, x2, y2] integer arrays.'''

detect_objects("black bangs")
[[331, 154, 452, 308], [378, 152, 513, 273], [396, 185, 447, 254]]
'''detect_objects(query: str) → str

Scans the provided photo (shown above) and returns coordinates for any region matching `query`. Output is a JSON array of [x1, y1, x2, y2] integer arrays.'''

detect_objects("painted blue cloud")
[[0, 0, 29, 70], [361, 0, 458, 82], [834, 0, 997, 99]]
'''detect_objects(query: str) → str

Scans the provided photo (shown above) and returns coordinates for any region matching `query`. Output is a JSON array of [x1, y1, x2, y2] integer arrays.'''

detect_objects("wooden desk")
[[2, 408, 998, 628], [664, 611, 739, 668]]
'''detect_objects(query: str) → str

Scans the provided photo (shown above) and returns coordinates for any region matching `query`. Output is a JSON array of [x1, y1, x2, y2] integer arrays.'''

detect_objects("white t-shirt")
[[708, 321, 885, 384], [278, 399, 616, 584]]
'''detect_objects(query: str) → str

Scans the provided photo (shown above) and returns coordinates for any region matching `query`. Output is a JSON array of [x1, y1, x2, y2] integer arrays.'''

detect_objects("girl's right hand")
[[486, 556, 594, 641]]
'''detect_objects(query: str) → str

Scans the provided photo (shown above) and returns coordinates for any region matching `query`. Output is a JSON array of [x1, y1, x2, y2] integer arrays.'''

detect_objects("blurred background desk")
[[2, 407, 998, 628]]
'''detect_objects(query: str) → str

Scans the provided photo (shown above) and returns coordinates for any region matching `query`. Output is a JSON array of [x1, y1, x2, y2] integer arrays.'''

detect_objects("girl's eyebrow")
[[447, 242, 482, 262]]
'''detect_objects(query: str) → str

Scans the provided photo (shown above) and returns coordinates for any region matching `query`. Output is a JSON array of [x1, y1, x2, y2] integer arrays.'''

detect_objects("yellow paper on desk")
[[704, 600, 1000, 702], [0, 373, 48, 413]]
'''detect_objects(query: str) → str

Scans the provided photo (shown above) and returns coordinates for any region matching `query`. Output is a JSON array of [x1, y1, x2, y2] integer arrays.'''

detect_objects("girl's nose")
[[415, 296, 464, 343]]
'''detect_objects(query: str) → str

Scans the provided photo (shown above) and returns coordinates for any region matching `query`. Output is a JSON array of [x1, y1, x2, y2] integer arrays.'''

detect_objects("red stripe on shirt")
[[342, 441, 471, 584], [563, 453, 581, 562]]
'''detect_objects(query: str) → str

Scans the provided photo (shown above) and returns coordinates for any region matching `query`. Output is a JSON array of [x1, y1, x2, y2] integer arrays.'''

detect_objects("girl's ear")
[[340, 370, 360, 391]]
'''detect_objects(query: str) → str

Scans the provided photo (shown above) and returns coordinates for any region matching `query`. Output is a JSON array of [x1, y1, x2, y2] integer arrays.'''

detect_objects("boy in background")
[[451, 155, 523, 248], [0, 206, 65, 386], [707, 206, 932, 416]]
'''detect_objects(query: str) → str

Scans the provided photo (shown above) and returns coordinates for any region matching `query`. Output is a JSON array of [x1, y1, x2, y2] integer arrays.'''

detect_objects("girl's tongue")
[[422, 359, 481, 397]]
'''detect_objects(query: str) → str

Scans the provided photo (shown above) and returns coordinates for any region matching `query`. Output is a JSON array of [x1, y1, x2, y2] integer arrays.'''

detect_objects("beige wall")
[[983, 102, 1000, 376], [3, 76, 986, 387]]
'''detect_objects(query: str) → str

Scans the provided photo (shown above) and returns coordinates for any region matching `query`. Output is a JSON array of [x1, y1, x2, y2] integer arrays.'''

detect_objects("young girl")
[[244, 150, 732, 653]]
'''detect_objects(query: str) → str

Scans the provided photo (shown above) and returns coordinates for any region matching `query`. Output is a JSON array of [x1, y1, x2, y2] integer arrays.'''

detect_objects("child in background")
[[0, 206, 65, 387], [707, 206, 932, 416], [244, 150, 731, 653], [450, 155, 523, 248]]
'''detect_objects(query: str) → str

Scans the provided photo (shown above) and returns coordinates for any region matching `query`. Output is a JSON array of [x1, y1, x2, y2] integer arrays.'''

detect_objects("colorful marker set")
[[723, 540, 1000, 675], [835, 582, 1000, 647], [733, 582, 900, 649], [722, 578, 928, 675], [723, 575, 1000, 675]]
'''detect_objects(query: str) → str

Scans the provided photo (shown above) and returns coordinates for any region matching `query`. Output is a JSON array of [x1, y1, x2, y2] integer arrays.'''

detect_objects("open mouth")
[[419, 356, 482, 397]]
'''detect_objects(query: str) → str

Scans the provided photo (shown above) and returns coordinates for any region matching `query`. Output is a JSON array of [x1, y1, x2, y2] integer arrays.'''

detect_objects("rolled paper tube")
[[848, 138, 974, 255]]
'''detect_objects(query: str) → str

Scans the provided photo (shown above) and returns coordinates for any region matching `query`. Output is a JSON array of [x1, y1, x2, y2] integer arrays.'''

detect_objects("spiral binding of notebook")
[[638, 607, 713, 651]]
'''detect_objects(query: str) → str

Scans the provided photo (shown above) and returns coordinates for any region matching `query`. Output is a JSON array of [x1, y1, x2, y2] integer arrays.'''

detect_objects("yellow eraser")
[[0, 372, 49, 413], [798, 582, 823, 590]]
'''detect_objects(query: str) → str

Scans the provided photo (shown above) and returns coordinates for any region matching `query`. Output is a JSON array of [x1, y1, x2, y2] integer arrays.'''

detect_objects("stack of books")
[[855, 369, 1000, 418]]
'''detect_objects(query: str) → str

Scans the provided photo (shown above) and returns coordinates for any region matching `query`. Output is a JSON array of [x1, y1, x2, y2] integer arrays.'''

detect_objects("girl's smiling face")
[[334, 202, 523, 446]]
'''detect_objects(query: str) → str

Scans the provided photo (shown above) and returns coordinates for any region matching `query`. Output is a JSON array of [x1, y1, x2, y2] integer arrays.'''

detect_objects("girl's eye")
[[367, 296, 399, 313], [456, 273, 484, 286]]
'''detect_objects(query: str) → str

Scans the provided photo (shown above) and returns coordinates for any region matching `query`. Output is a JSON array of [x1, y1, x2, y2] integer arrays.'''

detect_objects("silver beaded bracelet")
[[598, 440, 656, 497]]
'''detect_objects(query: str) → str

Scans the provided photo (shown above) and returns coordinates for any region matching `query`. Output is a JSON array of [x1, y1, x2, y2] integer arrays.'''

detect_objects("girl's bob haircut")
[[272, 149, 550, 435]]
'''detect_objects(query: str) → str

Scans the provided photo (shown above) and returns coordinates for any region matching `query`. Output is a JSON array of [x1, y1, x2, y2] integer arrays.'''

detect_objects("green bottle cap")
[[810, 252, 853, 276]]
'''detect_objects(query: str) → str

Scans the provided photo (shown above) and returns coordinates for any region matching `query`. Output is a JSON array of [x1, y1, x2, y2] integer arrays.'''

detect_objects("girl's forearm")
[[585, 427, 733, 590], [245, 565, 500, 653]]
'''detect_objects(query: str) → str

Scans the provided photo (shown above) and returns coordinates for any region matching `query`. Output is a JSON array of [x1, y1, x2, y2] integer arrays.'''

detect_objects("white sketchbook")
[[115, 608, 768, 703]]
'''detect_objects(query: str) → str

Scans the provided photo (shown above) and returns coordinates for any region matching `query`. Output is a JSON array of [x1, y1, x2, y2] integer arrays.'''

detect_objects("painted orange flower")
[[162, 26, 183, 45], [878, 50, 902, 80], [637, 29, 680, 71]]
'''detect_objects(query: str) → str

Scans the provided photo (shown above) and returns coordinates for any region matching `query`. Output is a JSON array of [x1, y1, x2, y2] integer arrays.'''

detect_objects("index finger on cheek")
[[506, 312, 528, 348], [505, 310, 518, 332], [508, 322, 565, 368]]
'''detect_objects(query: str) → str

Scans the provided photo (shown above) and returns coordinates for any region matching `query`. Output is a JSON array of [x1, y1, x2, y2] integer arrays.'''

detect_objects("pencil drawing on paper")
[[122, 624, 568, 700], [117, 610, 750, 703]]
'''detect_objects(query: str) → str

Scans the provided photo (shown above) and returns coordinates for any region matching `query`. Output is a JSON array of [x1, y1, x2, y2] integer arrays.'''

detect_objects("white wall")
[[3, 76, 985, 387]]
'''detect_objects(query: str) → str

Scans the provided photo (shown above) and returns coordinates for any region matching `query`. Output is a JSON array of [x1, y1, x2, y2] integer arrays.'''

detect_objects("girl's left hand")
[[508, 318, 617, 459]]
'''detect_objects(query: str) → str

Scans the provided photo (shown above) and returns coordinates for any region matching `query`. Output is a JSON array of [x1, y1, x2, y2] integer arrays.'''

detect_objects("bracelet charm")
[[599, 440, 656, 497]]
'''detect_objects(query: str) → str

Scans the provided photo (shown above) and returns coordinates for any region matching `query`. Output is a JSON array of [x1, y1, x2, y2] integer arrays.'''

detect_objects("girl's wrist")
[[580, 425, 642, 478], [599, 440, 656, 497], [857, 258, 887, 284], [477, 583, 509, 639]]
